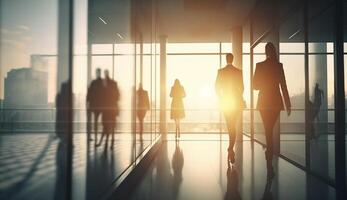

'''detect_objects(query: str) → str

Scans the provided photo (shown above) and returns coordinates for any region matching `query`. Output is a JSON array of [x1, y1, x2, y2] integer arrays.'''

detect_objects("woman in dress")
[[170, 79, 186, 139], [253, 42, 291, 180]]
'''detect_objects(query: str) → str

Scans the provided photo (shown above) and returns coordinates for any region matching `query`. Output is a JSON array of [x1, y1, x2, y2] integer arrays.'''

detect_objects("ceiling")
[[88, 0, 347, 44], [88, 0, 257, 43]]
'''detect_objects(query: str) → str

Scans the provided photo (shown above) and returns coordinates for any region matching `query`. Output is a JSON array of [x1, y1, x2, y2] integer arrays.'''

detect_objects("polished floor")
[[0, 133, 337, 200], [0, 133, 153, 200], [130, 135, 336, 200]]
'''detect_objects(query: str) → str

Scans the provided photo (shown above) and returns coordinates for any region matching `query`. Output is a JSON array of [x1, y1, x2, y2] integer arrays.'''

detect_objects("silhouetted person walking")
[[314, 83, 324, 121], [136, 83, 150, 139], [97, 70, 120, 149], [170, 79, 186, 139], [87, 68, 103, 145], [253, 42, 291, 180], [308, 83, 325, 139], [215, 53, 244, 164]]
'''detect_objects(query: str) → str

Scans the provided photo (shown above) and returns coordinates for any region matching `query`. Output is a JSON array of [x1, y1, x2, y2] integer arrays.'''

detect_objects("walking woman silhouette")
[[253, 42, 291, 180], [170, 79, 186, 139]]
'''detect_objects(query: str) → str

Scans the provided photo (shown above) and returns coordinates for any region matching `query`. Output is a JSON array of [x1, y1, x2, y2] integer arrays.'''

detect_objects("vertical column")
[[232, 26, 243, 142], [313, 43, 328, 131], [334, 0, 346, 198], [0, 0, 2, 100], [232, 27, 244, 182], [310, 43, 329, 183], [159, 35, 167, 137], [86, 1, 92, 140], [140, 34, 144, 83], [57, 0, 73, 199]]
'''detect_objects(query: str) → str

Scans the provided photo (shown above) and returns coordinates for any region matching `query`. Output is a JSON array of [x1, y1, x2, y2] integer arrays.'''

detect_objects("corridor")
[[130, 134, 335, 200]]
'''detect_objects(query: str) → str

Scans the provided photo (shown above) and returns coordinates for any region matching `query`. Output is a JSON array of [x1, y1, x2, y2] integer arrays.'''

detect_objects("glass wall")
[[279, 7, 306, 166], [0, 0, 160, 199], [308, 4, 335, 181], [0, 1, 62, 200], [247, 0, 345, 194], [344, 0, 347, 191]]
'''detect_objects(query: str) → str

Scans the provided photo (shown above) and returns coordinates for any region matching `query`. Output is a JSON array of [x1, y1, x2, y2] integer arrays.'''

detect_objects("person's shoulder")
[[231, 65, 242, 72], [218, 66, 229, 75], [256, 60, 267, 66]]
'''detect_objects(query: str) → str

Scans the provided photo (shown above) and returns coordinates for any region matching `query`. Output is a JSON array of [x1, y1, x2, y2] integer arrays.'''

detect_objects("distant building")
[[4, 68, 48, 108], [31, 55, 48, 72]]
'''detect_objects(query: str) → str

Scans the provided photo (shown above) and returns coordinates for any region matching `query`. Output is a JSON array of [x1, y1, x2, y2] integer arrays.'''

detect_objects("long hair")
[[265, 42, 278, 62], [173, 79, 181, 88]]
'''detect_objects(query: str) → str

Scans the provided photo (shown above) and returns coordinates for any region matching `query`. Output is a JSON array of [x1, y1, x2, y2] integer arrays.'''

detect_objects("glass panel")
[[308, 6, 335, 181], [0, 0, 67, 199], [280, 54, 305, 165], [92, 44, 113, 54], [344, 1, 347, 189], [167, 43, 219, 54], [167, 54, 220, 133]]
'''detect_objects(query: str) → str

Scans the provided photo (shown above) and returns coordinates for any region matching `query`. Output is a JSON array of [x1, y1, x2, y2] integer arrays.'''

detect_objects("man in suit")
[[215, 53, 244, 164], [136, 83, 150, 139], [97, 70, 120, 149], [86, 68, 103, 144]]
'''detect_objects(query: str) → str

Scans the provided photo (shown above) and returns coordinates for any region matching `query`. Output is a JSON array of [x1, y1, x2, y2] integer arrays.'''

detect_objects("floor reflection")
[[131, 135, 336, 200], [224, 165, 241, 200], [172, 141, 184, 199]]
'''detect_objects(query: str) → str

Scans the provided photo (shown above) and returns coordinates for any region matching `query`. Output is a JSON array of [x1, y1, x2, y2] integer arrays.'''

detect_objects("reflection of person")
[[253, 42, 291, 180], [172, 141, 184, 198], [215, 53, 244, 164], [97, 70, 120, 149], [261, 179, 274, 200], [55, 80, 71, 200], [136, 83, 150, 139], [308, 83, 325, 140], [224, 165, 241, 200], [170, 79, 186, 139], [313, 83, 324, 121], [87, 68, 103, 144]]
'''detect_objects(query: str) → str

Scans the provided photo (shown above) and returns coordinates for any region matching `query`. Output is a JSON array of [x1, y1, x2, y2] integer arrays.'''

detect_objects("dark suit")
[[86, 78, 103, 141], [215, 64, 244, 149], [136, 89, 150, 120], [101, 78, 120, 147], [102, 78, 120, 127], [253, 58, 291, 170], [136, 89, 150, 136], [87, 78, 103, 112], [215, 64, 244, 111], [253, 60, 291, 111]]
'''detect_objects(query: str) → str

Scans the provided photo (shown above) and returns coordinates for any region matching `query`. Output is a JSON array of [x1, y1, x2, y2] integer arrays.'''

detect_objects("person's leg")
[[139, 118, 144, 138], [224, 113, 236, 149], [104, 117, 110, 148], [260, 109, 280, 179], [177, 119, 181, 138], [224, 112, 236, 164], [94, 111, 100, 143], [174, 119, 178, 139], [97, 112, 106, 146], [111, 117, 115, 149], [87, 109, 92, 141]]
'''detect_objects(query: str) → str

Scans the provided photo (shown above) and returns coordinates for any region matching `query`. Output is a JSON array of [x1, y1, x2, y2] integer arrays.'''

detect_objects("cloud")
[[17, 25, 30, 32]]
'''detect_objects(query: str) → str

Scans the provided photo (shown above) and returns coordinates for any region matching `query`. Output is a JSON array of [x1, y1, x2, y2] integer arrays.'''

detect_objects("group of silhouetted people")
[[85, 42, 291, 180], [216, 42, 291, 180], [87, 68, 152, 147], [87, 68, 120, 149], [168, 42, 292, 180]]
